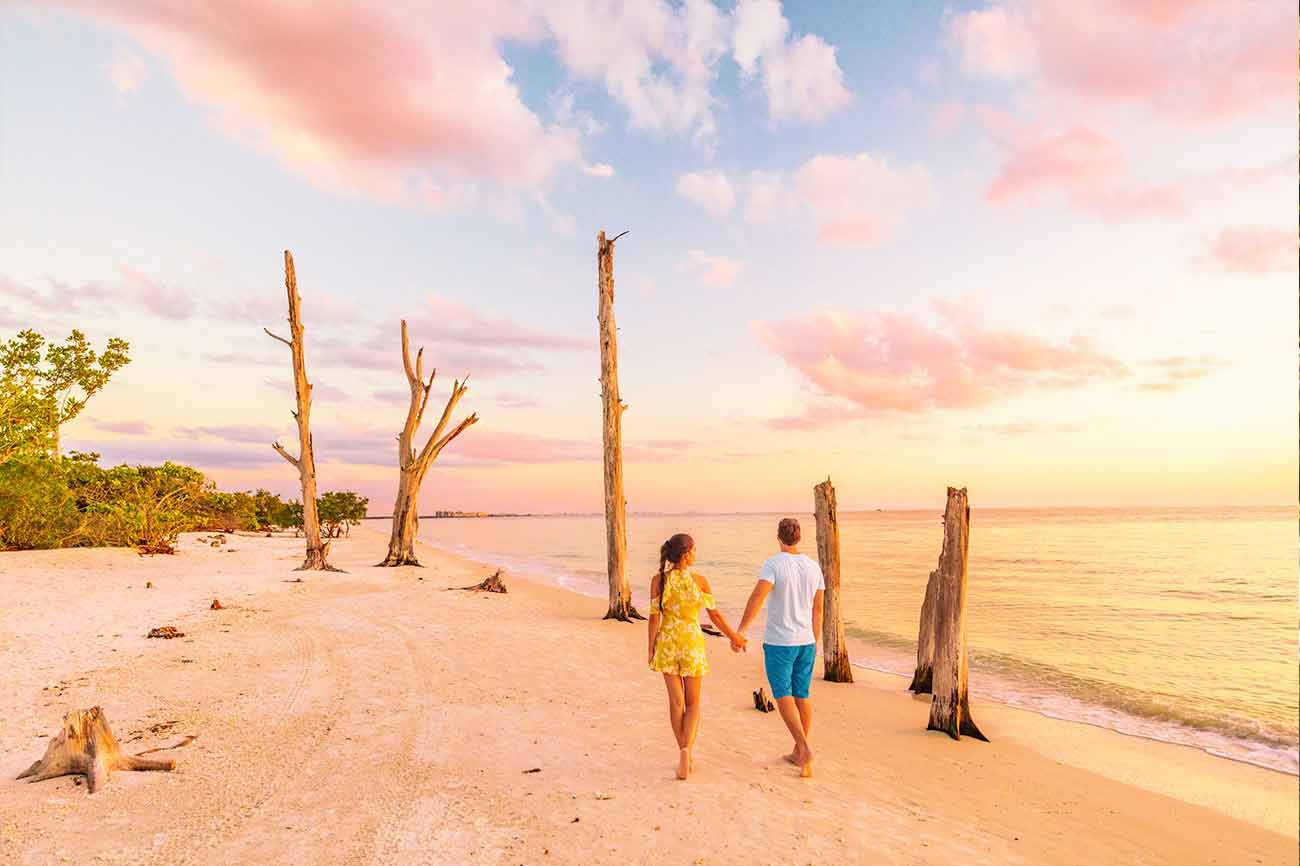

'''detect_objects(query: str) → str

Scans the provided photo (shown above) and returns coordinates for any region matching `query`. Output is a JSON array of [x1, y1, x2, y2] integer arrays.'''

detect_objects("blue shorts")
[[763, 643, 816, 700]]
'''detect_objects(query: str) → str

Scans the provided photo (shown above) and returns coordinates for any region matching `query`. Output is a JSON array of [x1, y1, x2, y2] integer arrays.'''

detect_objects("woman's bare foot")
[[676, 748, 691, 780]]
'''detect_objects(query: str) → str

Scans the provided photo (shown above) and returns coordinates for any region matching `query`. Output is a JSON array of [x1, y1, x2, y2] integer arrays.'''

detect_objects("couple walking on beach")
[[647, 517, 823, 780]]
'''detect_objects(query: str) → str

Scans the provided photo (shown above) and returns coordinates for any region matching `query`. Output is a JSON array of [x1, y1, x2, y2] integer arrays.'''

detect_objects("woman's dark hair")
[[657, 533, 695, 612]]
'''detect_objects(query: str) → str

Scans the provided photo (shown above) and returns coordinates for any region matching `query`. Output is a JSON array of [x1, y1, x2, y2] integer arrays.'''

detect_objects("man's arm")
[[811, 588, 825, 653], [736, 580, 772, 638]]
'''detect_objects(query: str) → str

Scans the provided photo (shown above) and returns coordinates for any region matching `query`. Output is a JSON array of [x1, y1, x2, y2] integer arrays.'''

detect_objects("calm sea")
[[418, 507, 1298, 775]]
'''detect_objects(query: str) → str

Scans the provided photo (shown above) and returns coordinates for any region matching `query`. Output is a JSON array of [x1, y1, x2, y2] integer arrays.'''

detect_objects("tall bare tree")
[[377, 319, 478, 567], [264, 250, 335, 571], [597, 230, 641, 622], [814, 478, 853, 683]]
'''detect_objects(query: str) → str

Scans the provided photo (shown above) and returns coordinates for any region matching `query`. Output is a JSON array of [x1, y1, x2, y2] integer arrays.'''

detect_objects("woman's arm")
[[694, 574, 746, 651], [647, 574, 662, 664]]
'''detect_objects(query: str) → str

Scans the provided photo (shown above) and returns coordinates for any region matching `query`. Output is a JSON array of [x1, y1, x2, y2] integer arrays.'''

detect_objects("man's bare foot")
[[795, 744, 814, 778], [782, 752, 799, 765], [676, 748, 690, 780]]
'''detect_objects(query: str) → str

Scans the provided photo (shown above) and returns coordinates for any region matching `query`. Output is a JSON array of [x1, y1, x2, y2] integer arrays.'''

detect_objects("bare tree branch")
[[264, 328, 292, 348]]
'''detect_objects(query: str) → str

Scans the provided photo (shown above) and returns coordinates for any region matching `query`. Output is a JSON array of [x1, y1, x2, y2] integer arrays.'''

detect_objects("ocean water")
[[417, 507, 1298, 775]]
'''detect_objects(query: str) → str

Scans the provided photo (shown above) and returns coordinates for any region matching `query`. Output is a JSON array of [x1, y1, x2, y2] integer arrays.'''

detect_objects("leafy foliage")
[[0, 329, 130, 460], [317, 490, 368, 538]]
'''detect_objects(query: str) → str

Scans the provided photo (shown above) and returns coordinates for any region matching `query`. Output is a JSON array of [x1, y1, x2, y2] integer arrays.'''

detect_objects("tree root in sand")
[[17, 707, 178, 794]]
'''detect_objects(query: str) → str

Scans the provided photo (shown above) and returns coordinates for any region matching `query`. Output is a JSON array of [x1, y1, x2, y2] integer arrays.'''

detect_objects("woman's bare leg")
[[662, 674, 686, 749], [678, 676, 703, 779]]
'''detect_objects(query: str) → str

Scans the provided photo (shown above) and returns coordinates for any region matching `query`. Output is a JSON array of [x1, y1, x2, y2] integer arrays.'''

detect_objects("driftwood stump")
[[814, 478, 853, 683], [597, 230, 642, 622], [452, 570, 507, 593], [925, 487, 988, 742], [17, 707, 176, 793], [752, 688, 776, 713]]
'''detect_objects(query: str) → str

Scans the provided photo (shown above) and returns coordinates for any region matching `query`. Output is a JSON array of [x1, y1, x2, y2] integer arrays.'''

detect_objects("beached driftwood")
[[17, 707, 176, 793], [814, 478, 853, 683], [378, 320, 478, 567], [451, 570, 507, 593], [265, 250, 337, 571], [752, 687, 775, 712], [925, 487, 988, 741], [597, 230, 641, 622]]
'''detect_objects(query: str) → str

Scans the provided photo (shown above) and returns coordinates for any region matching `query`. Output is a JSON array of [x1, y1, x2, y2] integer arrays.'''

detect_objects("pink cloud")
[[928, 100, 966, 136], [950, 1, 1292, 121], [795, 153, 934, 247], [120, 266, 197, 320], [59, 1, 582, 204], [985, 126, 1184, 220], [91, 418, 153, 436], [1210, 228, 1297, 275], [755, 303, 1129, 417], [681, 250, 743, 289]]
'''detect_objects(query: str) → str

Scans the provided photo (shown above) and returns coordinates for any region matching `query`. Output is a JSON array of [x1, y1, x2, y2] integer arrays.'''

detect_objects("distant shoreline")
[[361, 504, 1292, 520]]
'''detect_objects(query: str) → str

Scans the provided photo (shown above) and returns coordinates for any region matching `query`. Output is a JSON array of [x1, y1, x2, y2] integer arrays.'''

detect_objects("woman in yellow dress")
[[647, 533, 746, 779]]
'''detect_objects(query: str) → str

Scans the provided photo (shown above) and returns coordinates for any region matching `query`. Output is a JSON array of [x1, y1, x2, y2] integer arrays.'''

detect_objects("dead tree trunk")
[[814, 478, 853, 683], [597, 230, 641, 622], [265, 250, 336, 571], [377, 319, 478, 567], [925, 487, 988, 741], [909, 570, 939, 693], [17, 707, 175, 793]]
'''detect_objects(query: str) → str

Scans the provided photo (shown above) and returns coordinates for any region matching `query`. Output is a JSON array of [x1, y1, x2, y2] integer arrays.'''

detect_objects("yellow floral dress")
[[649, 567, 717, 677]]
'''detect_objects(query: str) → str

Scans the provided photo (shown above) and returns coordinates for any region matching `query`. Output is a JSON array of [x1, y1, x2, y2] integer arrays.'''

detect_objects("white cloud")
[[731, 0, 851, 123], [581, 162, 615, 178], [675, 169, 736, 215], [681, 250, 743, 288]]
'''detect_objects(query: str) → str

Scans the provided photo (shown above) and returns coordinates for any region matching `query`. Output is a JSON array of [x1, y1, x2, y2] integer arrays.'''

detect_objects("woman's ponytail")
[[656, 533, 695, 614]]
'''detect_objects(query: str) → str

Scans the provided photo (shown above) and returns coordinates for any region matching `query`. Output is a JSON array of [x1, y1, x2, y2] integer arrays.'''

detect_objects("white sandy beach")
[[1, 525, 1295, 866]]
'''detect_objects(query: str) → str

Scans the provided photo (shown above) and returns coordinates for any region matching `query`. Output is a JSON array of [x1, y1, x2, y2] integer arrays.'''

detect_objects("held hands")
[[730, 634, 748, 653]]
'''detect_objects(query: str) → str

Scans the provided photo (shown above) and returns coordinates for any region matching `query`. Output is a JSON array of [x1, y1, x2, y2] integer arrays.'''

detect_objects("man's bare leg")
[[783, 698, 813, 764], [774, 696, 813, 777]]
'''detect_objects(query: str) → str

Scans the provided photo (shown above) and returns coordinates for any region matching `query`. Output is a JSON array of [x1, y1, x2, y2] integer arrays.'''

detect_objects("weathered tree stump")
[[597, 230, 642, 622], [925, 487, 988, 742], [17, 707, 176, 793], [452, 570, 507, 593], [814, 477, 853, 683]]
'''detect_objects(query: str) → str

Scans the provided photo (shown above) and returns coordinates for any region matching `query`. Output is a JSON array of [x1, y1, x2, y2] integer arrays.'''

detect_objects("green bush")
[[0, 454, 90, 549], [81, 462, 211, 553], [318, 490, 368, 538], [198, 491, 259, 533]]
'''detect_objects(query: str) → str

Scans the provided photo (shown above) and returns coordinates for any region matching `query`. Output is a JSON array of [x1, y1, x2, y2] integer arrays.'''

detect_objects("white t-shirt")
[[758, 552, 825, 646]]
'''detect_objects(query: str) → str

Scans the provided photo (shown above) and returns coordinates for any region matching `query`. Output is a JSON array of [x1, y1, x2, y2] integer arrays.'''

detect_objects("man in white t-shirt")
[[736, 517, 825, 777]]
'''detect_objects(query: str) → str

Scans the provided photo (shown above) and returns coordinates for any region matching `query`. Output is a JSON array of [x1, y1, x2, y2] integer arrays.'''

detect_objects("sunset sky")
[[2, 1, 1295, 513]]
